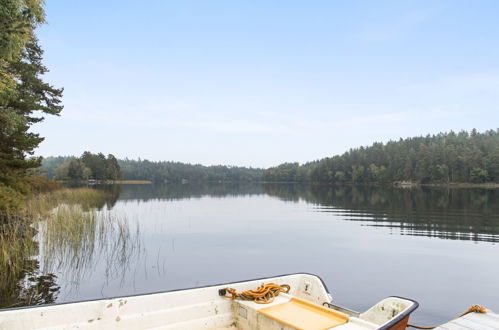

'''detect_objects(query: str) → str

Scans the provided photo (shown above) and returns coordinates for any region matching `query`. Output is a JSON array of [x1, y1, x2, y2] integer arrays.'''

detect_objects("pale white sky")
[[35, 1, 499, 167]]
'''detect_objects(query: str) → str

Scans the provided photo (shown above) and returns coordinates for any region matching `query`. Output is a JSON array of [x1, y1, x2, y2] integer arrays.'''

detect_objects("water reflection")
[[38, 207, 143, 295], [263, 184, 499, 243], [0, 254, 60, 308], [117, 182, 264, 201], [120, 183, 499, 243], [2, 183, 499, 320], [0, 186, 141, 308]]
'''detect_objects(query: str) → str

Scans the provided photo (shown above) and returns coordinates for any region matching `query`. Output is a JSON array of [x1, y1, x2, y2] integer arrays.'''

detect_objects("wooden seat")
[[258, 297, 349, 330]]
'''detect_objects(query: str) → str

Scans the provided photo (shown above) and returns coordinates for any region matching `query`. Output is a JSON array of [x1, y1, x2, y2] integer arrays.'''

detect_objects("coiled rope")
[[407, 305, 487, 329], [219, 283, 290, 304]]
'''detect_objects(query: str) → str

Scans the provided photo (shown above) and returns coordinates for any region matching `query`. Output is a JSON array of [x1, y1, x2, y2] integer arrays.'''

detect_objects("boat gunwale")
[[0, 272, 420, 330], [0, 272, 331, 313], [377, 296, 419, 330]]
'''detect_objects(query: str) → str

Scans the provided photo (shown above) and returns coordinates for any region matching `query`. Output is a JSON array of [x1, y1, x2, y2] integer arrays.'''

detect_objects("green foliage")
[[38, 155, 71, 178], [263, 129, 499, 184], [118, 159, 263, 183], [470, 167, 488, 183], [80, 152, 106, 180], [0, 187, 123, 307], [0, 1, 63, 214], [52, 152, 121, 181], [23, 175, 60, 193], [54, 159, 91, 181], [0, 0, 45, 94], [43, 157, 263, 183], [0, 183, 26, 216], [262, 163, 301, 182], [105, 154, 121, 180]]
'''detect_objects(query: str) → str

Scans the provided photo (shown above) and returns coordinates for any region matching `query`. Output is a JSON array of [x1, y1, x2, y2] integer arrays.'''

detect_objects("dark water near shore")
[[2, 183, 499, 325]]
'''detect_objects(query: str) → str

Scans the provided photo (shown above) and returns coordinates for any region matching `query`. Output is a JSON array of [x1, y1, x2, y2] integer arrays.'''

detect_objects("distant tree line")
[[49, 152, 121, 181], [118, 159, 263, 183], [41, 129, 499, 185], [263, 129, 499, 184], [41, 157, 262, 183]]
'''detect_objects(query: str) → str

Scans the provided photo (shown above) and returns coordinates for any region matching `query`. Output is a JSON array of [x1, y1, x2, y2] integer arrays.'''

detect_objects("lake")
[[2, 183, 499, 326]]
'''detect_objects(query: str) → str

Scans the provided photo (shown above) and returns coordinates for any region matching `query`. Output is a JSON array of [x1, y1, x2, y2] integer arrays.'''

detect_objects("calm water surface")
[[4, 183, 499, 325]]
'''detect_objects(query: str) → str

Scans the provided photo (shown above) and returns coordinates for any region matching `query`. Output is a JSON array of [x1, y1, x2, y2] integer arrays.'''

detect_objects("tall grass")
[[1, 187, 142, 304], [0, 221, 38, 271], [39, 204, 141, 285], [26, 188, 110, 216]]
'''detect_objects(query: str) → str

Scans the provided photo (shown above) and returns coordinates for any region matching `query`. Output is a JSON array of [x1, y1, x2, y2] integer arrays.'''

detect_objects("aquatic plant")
[[0, 188, 142, 306], [38, 205, 142, 287]]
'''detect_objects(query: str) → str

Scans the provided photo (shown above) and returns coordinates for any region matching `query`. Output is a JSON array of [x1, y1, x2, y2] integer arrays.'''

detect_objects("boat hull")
[[0, 273, 417, 330]]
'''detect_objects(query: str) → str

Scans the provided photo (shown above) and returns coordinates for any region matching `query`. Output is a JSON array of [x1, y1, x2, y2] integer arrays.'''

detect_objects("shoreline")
[[420, 182, 499, 189], [56, 179, 499, 188], [111, 180, 152, 184], [262, 180, 499, 189], [57, 179, 152, 185]]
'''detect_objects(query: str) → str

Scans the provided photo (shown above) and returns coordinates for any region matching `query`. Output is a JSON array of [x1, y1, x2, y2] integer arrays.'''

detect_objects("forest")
[[41, 157, 263, 183], [263, 129, 499, 184], [45, 152, 121, 181], [40, 129, 499, 185]]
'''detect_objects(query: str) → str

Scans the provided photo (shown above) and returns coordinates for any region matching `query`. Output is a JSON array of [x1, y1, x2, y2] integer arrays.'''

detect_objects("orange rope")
[[221, 283, 290, 304], [407, 305, 487, 329], [458, 305, 487, 317]]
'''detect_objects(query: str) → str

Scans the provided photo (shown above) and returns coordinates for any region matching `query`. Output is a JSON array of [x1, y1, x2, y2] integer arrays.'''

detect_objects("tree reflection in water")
[[263, 184, 499, 243], [3, 183, 499, 308], [119, 182, 499, 243]]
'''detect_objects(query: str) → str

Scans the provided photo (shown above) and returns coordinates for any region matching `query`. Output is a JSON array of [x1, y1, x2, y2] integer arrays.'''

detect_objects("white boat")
[[0, 273, 418, 329]]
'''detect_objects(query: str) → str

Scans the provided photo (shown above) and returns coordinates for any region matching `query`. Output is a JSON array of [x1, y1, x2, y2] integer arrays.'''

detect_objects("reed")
[[25, 188, 109, 216], [39, 205, 141, 284], [0, 220, 38, 273], [1, 188, 141, 297]]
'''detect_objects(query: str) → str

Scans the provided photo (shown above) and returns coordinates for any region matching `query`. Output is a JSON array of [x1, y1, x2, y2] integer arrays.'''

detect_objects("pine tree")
[[0, 1, 62, 214], [1, 39, 63, 187]]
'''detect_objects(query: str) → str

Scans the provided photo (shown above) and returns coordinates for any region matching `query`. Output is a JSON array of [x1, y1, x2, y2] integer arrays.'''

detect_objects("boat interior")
[[0, 273, 418, 330]]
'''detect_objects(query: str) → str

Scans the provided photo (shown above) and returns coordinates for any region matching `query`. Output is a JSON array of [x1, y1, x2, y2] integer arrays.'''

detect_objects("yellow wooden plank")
[[258, 297, 349, 330]]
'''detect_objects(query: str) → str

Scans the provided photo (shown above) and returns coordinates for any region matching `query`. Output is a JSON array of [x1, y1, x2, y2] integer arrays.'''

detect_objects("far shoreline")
[[420, 182, 499, 189], [57, 179, 152, 185], [56, 179, 499, 189], [111, 180, 152, 184]]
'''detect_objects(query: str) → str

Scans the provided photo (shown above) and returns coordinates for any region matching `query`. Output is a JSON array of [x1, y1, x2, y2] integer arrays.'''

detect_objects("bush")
[[470, 167, 489, 183], [24, 175, 61, 193], [0, 184, 26, 217]]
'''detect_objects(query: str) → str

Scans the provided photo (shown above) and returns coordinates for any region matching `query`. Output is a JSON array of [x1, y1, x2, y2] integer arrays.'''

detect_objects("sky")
[[35, 0, 499, 168]]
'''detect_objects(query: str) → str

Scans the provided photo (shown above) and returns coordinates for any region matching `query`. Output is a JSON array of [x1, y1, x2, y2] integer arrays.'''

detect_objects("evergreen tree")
[[1, 1, 63, 214], [52, 152, 122, 181], [106, 154, 121, 180], [263, 129, 499, 185]]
